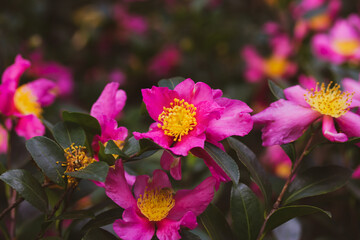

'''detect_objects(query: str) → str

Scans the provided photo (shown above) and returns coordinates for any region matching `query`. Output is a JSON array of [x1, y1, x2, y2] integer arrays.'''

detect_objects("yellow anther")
[[14, 86, 42, 117], [61, 143, 95, 187], [137, 188, 175, 221], [304, 82, 354, 118], [157, 98, 197, 142]]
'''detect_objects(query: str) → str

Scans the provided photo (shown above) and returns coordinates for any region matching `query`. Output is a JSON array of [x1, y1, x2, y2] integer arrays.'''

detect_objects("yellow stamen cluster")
[[309, 13, 330, 30], [264, 56, 288, 78], [157, 98, 197, 142], [333, 39, 360, 56], [14, 86, 42, 117], [304, 82, 354, 118], [137, 188, 175, 221], [61, 144, 95, 186]]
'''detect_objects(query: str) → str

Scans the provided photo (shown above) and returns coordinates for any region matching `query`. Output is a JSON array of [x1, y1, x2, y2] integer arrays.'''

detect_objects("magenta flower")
[[134, 78, 253, 156], [312, 14, 360, 64], [147, 45, 181, 79], [253, 81, 360, 146], [241, 33, 297, 83], [291, 0, 340, 41], [105, 160, 216, 240], [90, 82, 128, 153], [29, 51, 74, 96], [0, 55, 57, 139], [342, 77, 360, 108], [261, 146, 292, 179]]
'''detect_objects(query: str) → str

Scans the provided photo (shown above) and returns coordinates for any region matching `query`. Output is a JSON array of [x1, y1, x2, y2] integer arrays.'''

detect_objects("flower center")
[[61, 143, 95, 186], [308, 13, 330, 30], [264, 56, 288, 78], [137, 188, 175, 222], [14, 86, 42, 117], [304, 82, 353, 118], [333, 39, 360, 56], [157, 98, 197, 142]]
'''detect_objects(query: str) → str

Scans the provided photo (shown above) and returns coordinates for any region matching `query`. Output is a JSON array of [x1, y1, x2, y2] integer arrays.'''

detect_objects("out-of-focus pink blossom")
[[312, 14, 360, 64], [0, 55, 57, 139], [113, 4, 148, 41], [109, 69, 126, 85], [241, 33, 297, 83], [147, 46, 181, 79], [292, 0, 341, 41], [29, 51, 74, 96], [352, 166, 360, 179], [261, 145, 292, 179], [0, 125, 8, 154]]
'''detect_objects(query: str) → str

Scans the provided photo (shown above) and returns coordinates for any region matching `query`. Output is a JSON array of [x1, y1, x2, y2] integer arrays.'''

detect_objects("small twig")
[[256, 133, 316, 240], [0, 197, 24, 221]]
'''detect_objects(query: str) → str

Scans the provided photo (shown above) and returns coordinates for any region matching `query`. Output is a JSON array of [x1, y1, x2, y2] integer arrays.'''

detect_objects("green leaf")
[[0, 169, 48, 212], [283, 166, 352, 205], [180, 230, 201, 240], [82, 208, 124, 232], [62, 111, 101, 135], [53, 122, 86, 149], [227, 137, 272, 208], [65, 161, 109, 182], [98, 142, 116, 165], [82, 228, 118, 240], [26, 136, 66, 187], [104, 140, 129, 159], [264, 205, 331, 234], [231, 183, 263, 240], [200, 204, 235, 240], [268, 80, 285, 100], [280, 143, 296, 164], [122, 136, 140, 156], [204, 142, 240, 184], [158, 76, 186, 90], [53, 210, 95, 220]]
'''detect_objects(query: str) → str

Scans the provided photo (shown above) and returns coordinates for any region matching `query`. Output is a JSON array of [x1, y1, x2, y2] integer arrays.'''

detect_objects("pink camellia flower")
[[261, 145, 292, 179], [90, 82, 128, 154], [147, 46, 181, 79], [241, 33, 297, 83], [105, 160, 216, 240], [0, 125, 8, 154], [134, 78, 253, 155], [312, 14, 360, 64], [291, 0, 340, 41], [29, 51, 74, 96], [253, 80, 360, 146], [133, 78, 253, 184], [0, 55, 57, 139]]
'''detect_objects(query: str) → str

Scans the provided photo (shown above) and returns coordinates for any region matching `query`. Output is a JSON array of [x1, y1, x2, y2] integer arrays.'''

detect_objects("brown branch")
[[256, 133, 316, 240], [0, 197, 24, 221]]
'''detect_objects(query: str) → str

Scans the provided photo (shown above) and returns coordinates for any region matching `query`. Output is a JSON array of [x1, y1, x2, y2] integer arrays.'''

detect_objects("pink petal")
[[156, 211, 197, 240], [191, 148, 231, 188], [352, 166, 360, 179], [15, 115, 45, 139], [113, 207, 155, 240], [133, 123, 173, 150], [0, 84, 16, 116], [311, 34, 344, 64], [0, 125, 8, 153], [25, 78, 57, 107], [253, 99, 320, 146], [98, 117, 128, 142], [299, 75, 317, 89], [342, 78, 360, 102], [105, 160, 136, 209], [141, 87, 178, 121], [283, 85, 309, 107], [322, 115, 347, 142], [206, 98, 253, 143], [174, 79, 214, 106], [160, 151, 182, 180], [336, 111, 360, 139], [168, 176, 216, 220], [169, 131, 206, 156], [90, 82, 125, 123], [1, 55, 30, 89], [134, 175, 150, 199]]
